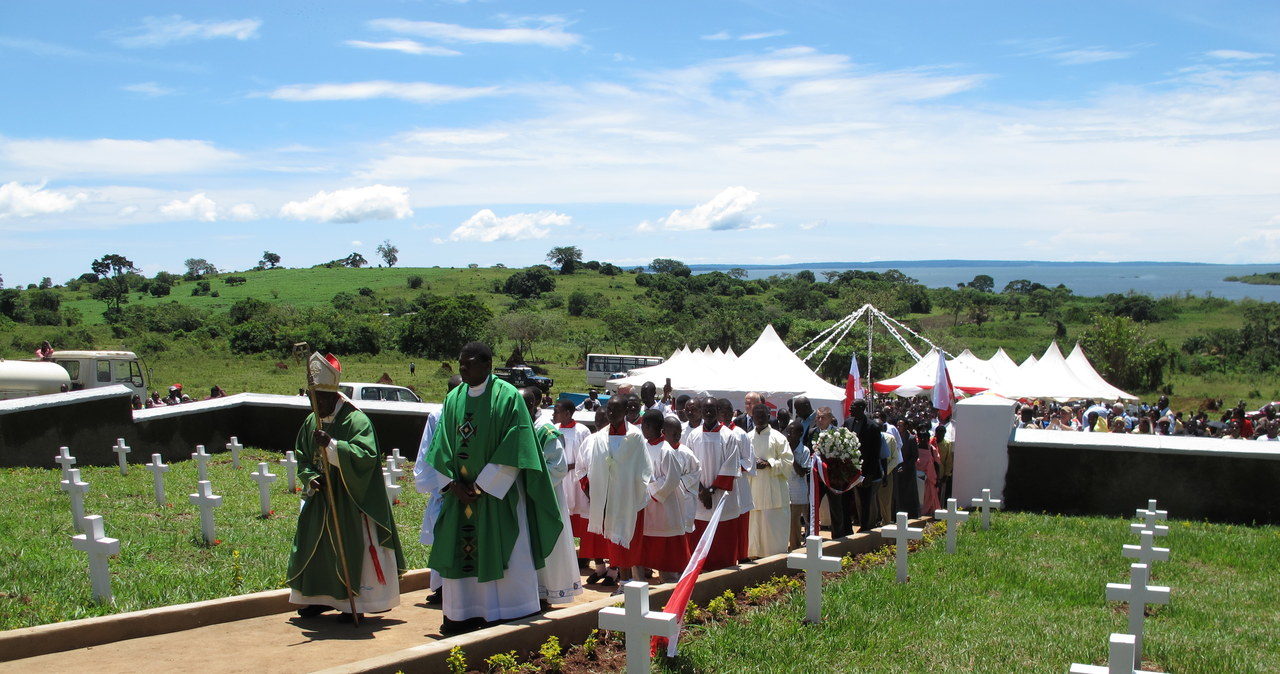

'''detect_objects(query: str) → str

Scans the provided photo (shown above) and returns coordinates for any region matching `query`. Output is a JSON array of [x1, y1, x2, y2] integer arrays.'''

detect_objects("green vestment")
[[287, 403, 406, 600], [426, 376, 563, 582]]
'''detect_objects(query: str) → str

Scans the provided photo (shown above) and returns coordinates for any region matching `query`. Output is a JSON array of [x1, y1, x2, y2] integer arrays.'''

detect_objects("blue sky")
[[2, 1, 1279, 286]]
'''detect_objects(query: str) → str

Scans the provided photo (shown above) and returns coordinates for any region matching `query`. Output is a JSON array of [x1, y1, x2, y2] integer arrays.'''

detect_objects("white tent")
[[996, 342, 1105, 402], [986, 348, 1022, 385], [872, 349, 1002, 397], [605, 325, 844, 412], [1065, 343, 1138, 401]]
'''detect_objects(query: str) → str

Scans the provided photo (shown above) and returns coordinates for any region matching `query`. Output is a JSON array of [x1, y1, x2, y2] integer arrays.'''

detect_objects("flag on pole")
[[932, 349, 955, 422], [653, 491, 729, 658], [843, 353, 863, 416]]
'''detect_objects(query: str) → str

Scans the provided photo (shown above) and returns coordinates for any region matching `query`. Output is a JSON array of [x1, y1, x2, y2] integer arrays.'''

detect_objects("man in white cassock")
[[687, 397, 743, 570], [663, 416, 701, 538], [746, 404, 794, 558], [637, 410, 692, 582], [581, 396, 653, 588], [717, 398, 755, 563], [521, 387, 582, 605]]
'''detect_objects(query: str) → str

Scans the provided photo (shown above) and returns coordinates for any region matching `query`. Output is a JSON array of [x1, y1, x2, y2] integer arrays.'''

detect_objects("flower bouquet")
[[813, 426, 862, 491]]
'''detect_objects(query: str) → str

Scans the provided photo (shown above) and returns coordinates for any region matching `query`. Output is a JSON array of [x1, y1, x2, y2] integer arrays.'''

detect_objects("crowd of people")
[[1015, 395, 1280, 441], [283, 342, 957, 634], [132, 384, 227, 409]]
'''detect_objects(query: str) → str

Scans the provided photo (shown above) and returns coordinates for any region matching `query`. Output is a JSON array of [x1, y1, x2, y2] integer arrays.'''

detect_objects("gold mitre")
[[308, 352, 342, 391]]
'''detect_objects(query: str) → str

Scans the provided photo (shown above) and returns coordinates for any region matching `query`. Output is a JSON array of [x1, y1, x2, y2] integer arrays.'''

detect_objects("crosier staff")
[[307, 361, 360, 626]]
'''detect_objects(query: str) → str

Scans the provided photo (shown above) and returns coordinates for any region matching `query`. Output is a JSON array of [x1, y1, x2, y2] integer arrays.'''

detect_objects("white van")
[[338, 382, 422, 404]]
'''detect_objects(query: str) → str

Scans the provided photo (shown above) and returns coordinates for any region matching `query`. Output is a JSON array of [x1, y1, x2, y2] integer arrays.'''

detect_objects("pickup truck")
[[494, 365, 554, 393]]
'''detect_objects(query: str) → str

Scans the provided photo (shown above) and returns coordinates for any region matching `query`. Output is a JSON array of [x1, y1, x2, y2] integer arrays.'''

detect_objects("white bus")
[[585, 353, 664, 387]]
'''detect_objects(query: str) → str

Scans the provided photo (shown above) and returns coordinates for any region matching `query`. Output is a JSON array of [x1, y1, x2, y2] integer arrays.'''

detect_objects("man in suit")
[[841, 399, 883, 533]]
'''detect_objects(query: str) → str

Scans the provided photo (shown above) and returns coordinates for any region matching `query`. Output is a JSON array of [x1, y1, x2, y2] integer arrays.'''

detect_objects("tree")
[[183, 258, 218, 280], [503, 267, 556, 299], [490, 311, 560, 361], [1080, 315, 1171, 391], [377, 240, 399, 267], [650, 258, 691, 277], [399, 294, 492, 358], [727, 267, 748, 280], [342, 252, 367, 268], [89, 254, 138, 322], [261, 251, 281, 269], [967, 274, 995, 293], [546, 246, 583, 275]]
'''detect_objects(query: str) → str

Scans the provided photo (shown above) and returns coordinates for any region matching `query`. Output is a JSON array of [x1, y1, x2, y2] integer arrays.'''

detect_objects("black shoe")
[[336, 612, 363, 623], [297, 604, 330, 618], [440, 616, 488, 636], [599, 575, 617, 587], [425, 589, 442, 605], [585, 572, 601, 585]]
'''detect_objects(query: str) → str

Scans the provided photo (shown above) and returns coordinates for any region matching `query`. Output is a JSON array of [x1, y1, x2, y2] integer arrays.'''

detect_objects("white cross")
[[1122, 530, 1170, 568], [787, 535, 842, 622], [281, 451, 299, 493], [881, 512, 924, 583], [383, 468, 402, 504], [226, 436, 244, 469], [250, 462, 278, 517], [55, 446, 77, 481], [112, 438, 131, 476], [60, 467, 90, 533], [386, 455, 404, 483], [934, 498, 970, 554], [390, 447, 405, 465], [598, 581, 678, 673], [970, 488, 1003, 530], [189, 480, 223, 545], [145, 453, 170, 507], [71, 514, 119, 605], [1130, 500, 1169, 538], [192, 445, 213, 481], [1069, 632, 1166, 674], [1106, 563, 1170, 667]]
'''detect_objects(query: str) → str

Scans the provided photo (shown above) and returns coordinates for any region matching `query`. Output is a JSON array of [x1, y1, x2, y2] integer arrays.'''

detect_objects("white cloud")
[[701, 32, 731, 41], [1207, 50, 1272, 61], [740, 30, 787, 41], [268, 81, 500, 104], [368, 17, 581, 48], [228, 203, 258, 220], [280, 185, 413, 223], [122, 82, 175, 97], [344, 39, 460, 56], [446, 209, 571, 242], [160, 193, 218, 222], [114, 16, 262, 48], [2, 138, 240, 177], [351, 240, 363, 246], [0, 181, 86, 218], [399, 129, 509, 145], [1052, 48, 1133, 65], [642, 187, 771, 232]]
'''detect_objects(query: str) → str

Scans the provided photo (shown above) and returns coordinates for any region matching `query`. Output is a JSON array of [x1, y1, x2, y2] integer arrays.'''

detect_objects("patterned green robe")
[[426, 376, 563, 582]]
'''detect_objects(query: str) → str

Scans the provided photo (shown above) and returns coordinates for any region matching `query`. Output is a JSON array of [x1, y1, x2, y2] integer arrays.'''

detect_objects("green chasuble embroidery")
[[426, 376, 564, 582], [286, 403, 406, 600]]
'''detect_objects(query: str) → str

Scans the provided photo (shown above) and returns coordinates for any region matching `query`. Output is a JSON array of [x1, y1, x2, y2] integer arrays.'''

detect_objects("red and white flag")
[[932, 349, 956, 422], [843, 353, 863, 416], [652, 491, 729, 658]]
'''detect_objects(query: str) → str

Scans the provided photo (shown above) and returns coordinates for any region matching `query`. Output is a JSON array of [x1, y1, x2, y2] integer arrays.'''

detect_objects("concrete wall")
[[1006, 428, 1280, 524], [0, 388, 438, 467]]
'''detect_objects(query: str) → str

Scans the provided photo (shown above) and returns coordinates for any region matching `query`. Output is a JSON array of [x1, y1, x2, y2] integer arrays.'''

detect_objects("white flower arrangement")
[[814, 426, 861, 464]]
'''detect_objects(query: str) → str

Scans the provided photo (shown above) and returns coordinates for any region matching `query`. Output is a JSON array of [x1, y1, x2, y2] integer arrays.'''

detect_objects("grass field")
[[660, 511, 1280, 674], [0, 448, 430, 630]]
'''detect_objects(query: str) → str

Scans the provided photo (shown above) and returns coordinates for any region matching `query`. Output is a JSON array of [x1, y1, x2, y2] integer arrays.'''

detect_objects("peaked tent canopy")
[[872, 349, 1001, 397], [1065, 343, 1137, 401]]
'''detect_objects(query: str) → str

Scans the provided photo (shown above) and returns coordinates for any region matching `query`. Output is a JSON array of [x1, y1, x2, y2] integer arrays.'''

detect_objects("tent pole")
[[866, 309, 874, 408]]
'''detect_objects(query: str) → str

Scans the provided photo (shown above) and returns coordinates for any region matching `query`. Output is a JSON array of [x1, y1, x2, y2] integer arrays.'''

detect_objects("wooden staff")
[[308, 366, 360, 626]]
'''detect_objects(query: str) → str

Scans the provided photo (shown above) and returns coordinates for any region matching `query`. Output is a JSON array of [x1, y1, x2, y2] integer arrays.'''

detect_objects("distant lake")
[[690, 262, 1280, 301]]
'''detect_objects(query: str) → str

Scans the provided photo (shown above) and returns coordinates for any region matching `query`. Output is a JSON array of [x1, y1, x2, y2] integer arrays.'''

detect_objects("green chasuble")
[[287, 403, 406, 600], [426, 376, 564, 582]]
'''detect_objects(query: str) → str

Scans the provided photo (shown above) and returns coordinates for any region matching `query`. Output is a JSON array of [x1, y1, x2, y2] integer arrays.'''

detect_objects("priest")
[[424, 342, 563, 635], [288, 352, 405, 622]]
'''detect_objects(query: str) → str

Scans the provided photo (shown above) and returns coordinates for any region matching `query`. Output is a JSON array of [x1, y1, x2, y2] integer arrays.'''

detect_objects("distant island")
[[688, 260, 1214, 272], [1225, 272, 1280, 286]]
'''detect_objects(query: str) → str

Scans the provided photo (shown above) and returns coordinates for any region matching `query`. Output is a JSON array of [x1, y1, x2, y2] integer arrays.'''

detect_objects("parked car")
[[338, 382, 422, 403]]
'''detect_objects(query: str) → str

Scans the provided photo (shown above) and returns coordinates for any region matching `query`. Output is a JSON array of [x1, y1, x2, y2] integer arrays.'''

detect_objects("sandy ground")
[[0, 575, 624, 674]]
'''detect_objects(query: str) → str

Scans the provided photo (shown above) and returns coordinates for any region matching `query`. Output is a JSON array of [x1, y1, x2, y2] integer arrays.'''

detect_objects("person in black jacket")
[[841, 399, 883, 533], [892, 417, 919, 518]]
